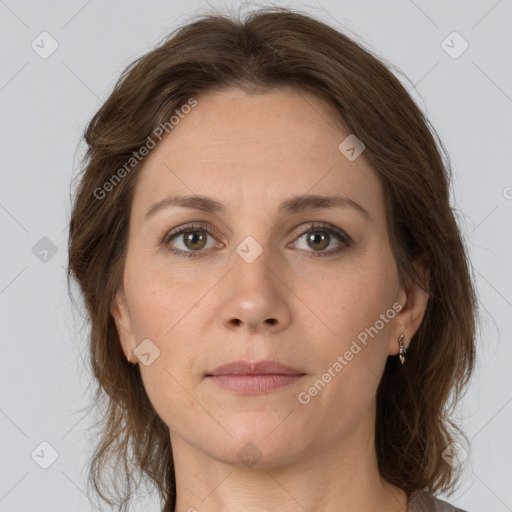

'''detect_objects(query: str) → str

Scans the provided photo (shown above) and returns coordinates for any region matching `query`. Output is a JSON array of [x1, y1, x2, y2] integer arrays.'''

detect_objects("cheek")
[[125, 278, 204, 429], [297, 287, 396, 436], [123, 250, 201, 340], [297, 250, 399, 414], [295, 248, 399, 341]]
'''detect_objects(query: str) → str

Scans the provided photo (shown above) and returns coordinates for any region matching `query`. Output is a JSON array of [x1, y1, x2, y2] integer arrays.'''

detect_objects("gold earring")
[[398, 334, 406, 365]]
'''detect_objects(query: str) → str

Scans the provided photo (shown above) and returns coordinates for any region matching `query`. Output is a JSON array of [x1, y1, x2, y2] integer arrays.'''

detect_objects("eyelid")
[[288, 221, 352, 245]]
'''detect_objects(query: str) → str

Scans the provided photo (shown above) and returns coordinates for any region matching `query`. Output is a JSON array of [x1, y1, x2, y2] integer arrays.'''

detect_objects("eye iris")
[[307, 230, 329, 251], [184, 230, 207, 250]]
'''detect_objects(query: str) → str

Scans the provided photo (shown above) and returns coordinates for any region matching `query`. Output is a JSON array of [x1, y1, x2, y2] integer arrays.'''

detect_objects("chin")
[[203, 417, 308, 468]]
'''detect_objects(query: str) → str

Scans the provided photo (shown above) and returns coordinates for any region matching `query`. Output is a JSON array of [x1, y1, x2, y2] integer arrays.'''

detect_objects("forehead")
[[130, 86, 383, 223]]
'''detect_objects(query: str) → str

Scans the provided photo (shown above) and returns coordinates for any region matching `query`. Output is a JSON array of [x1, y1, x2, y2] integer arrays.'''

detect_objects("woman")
[[67, 7, 476, 512]]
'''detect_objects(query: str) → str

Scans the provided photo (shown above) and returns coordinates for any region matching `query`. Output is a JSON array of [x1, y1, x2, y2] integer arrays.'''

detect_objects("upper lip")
[[207, 360, 305, 376]]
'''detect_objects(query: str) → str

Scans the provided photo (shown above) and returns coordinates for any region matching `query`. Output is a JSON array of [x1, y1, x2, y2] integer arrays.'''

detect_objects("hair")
[[67, 5, 477, 512]]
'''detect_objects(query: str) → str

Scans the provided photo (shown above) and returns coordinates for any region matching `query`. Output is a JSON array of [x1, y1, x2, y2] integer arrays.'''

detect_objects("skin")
[[111, 86, 429, 512]]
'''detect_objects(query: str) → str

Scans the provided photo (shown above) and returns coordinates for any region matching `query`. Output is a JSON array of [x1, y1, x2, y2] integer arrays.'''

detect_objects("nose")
[[217, 245, 292, 335]]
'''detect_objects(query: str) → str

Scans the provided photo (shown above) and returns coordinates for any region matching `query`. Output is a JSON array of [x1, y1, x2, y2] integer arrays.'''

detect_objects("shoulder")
[[407, 490, 468, 512]]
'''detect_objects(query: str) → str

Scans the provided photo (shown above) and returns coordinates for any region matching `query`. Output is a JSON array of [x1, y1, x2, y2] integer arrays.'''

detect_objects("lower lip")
[[206, 374, 305, 393]]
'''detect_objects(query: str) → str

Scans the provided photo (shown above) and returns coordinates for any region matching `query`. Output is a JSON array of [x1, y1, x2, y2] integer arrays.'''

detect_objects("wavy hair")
[[67, 6, 477, 511]]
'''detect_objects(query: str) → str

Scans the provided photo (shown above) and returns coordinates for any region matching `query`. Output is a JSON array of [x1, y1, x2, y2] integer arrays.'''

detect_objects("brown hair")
[[67, 6, 477, 511]]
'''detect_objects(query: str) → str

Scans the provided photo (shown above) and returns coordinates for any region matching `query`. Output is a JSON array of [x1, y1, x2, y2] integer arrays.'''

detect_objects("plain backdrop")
[[0, 1, 511, 511]]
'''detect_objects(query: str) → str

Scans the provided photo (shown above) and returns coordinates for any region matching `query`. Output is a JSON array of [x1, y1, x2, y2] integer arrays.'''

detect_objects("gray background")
[[0, 0, 511, 511]]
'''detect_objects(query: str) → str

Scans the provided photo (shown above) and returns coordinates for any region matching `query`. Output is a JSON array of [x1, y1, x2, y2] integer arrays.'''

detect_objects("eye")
[[163, 222, 221, 258], [163, 221, 352, 259], [290, 222, 352, 258]]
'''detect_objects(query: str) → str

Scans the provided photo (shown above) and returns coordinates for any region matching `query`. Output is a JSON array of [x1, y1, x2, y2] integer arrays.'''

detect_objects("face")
[[111, 86, 428, 469]]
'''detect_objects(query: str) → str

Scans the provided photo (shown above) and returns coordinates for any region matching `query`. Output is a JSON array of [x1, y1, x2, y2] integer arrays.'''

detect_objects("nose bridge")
[[232, 232, 278, 297]]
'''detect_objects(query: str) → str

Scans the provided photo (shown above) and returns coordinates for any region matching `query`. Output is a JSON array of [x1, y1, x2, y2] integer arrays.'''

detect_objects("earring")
[[126, 350, 133, 364], [398, 334, 406, 365]]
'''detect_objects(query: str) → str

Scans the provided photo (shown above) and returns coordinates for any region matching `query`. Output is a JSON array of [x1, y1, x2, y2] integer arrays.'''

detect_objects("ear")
[[110, 288, 136, 356], [388, 257, 430, 356]]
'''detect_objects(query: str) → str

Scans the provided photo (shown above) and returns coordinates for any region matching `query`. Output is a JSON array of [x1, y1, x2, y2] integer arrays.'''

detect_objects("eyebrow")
[[144, 193, 371, 222]]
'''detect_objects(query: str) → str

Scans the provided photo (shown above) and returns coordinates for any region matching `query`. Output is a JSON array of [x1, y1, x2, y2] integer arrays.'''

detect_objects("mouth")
[[205, 360, 306, 394]]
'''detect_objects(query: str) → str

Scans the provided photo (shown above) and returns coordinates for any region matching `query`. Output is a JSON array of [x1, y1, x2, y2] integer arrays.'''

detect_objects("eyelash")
[[162, 221, 352, 259]]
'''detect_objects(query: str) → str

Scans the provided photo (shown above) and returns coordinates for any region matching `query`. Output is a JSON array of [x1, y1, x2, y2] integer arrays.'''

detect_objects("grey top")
[[408, 490, 467, 512]]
